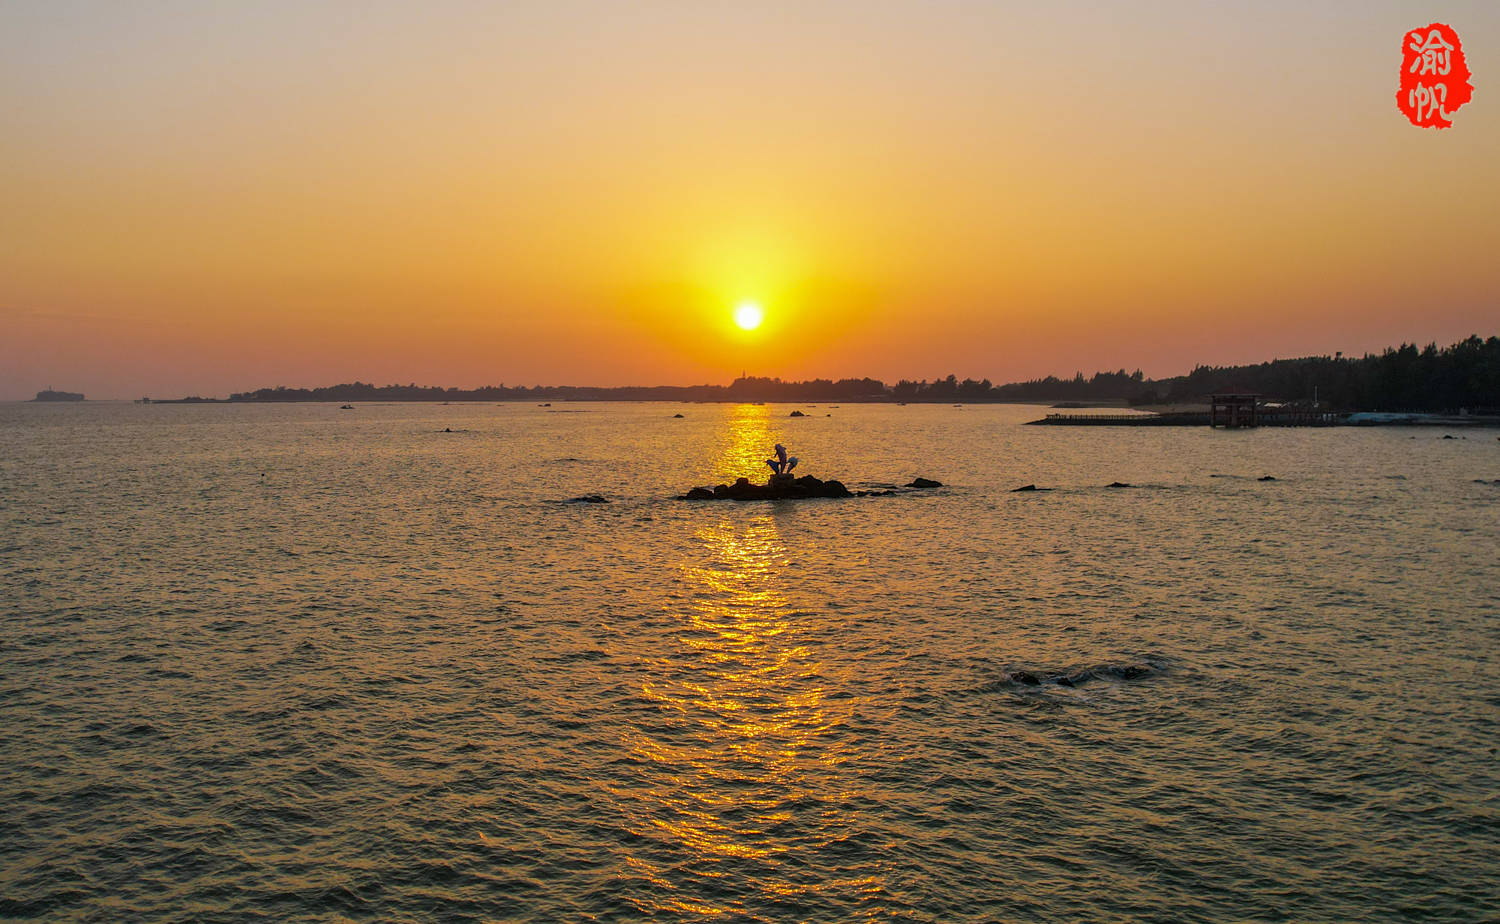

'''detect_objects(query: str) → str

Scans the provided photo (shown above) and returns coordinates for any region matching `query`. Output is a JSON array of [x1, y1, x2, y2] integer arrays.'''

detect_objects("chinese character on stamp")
[[1397, 23, 1473, 128]]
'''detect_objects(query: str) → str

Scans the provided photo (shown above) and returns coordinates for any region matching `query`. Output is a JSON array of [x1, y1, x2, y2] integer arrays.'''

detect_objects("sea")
[[2, 400, 1497, 922]]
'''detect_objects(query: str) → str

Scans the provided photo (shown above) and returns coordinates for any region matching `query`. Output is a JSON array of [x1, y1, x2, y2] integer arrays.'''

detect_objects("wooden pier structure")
[[1209, 393, 1261, 429], [1028, 403, 1344, 427]]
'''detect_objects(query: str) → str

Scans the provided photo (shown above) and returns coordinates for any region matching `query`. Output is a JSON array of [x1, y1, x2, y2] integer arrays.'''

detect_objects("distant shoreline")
[[28, 334, 1500, 412], [168, 335, 1500, 412], [31, 397, 1498, 427]]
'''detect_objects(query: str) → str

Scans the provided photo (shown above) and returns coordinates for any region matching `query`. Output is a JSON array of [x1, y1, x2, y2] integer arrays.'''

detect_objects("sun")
[[733, 301, 764, 331]]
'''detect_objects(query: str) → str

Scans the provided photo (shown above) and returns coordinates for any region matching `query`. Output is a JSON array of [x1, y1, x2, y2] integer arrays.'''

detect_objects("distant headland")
[[32, 389, 84, 402], [147, 335, 1498, 414]]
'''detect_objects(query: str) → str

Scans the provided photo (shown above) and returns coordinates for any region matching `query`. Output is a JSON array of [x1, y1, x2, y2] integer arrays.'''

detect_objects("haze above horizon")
[[3, 1, 1497, 400]]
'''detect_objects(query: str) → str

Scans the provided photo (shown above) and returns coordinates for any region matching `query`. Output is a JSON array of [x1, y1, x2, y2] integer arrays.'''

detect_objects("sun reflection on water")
[[713, 403, 781, 483], [612, 411, 886, 916]]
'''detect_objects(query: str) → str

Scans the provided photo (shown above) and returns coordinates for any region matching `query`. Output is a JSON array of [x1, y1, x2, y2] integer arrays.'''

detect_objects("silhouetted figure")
[[765, 443, 799, 477]]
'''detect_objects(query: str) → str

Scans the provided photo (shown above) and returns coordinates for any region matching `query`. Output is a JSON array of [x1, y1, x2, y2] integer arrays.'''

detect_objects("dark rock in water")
[[789, 410, 806, 417], [679, 472, 957, 502], [679, 474, 853, 501], [1443, 434, 1455, 439], [1011, 484, 1041, 492], [567, 494, 608, 504], [673, 413, 685, 418], [1106, 481, 1131, 488], [996, 660, 1164, 690], [1257, 475, 1277, 481]]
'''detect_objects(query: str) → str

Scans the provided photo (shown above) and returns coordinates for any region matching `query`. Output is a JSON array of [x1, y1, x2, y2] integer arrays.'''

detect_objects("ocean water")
[[2, 400, 1497, 923]]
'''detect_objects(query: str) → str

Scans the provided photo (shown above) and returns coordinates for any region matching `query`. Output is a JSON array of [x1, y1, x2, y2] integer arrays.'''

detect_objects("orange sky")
[[2, 1, 1497, 399]]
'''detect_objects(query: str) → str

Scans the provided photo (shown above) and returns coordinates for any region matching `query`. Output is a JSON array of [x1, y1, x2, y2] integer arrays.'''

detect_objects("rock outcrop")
[[681, 475, 851, 501]]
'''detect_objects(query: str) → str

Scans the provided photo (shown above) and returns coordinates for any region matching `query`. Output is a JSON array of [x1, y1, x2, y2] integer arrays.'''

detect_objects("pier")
[[1022, 409, 1493, 427], [1029, 413, 1206, 426], [1210, 393, 1260, 429]]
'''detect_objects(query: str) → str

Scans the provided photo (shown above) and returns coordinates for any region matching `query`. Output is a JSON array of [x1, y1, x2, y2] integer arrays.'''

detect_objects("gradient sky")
[[2, 0, 1497, 399]]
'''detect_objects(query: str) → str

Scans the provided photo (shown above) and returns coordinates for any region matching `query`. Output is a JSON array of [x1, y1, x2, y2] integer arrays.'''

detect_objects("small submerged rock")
[[906, 477, 942, 488], [1257, 475, 1277, 481], [565, 494, 608, 504], [789, 410, 806, 417], [992, 660, 1166, 690], [672, 413, 684, 418], [1106, 481, 1131, 488], [1010, 484, 1052, 492]]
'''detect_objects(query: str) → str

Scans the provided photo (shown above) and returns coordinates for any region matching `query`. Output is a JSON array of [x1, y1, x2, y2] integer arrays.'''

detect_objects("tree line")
[[225, 335, 1499, 412]]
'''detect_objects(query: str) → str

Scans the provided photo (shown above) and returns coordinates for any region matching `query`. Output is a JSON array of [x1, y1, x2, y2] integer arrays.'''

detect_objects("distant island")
[[158, 334, 1498, 414], [32, 389, 84, 402]]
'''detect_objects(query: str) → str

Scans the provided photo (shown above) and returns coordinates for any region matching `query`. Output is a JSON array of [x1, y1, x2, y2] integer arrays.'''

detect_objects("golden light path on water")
[[615, 406, 883, 917], [713, 403, 781, 483]]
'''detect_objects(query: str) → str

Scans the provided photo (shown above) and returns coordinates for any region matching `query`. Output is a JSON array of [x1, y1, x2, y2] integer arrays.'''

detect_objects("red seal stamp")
[[1397, 23, 1473, 128]]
